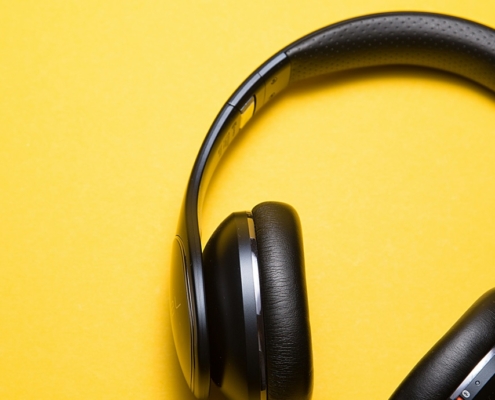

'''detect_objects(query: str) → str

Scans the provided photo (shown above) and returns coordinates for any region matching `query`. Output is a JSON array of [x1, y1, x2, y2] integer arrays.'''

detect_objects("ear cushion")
[[251, 202, 313, 400], [391, 289, 495, 400]]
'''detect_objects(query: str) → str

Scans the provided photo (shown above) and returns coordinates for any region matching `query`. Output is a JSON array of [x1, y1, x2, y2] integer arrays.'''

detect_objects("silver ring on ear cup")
[[247, 213, 268, 400]]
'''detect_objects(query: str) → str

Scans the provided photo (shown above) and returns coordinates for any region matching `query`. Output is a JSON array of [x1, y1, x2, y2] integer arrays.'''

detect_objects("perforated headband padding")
[[286, 13, 495, 91]]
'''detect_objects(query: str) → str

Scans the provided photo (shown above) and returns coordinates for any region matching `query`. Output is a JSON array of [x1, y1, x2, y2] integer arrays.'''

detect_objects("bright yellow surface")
[[1, 1, 495, 399]]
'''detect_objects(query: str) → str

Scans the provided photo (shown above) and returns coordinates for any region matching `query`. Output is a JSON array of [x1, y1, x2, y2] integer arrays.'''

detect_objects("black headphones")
[[169, 12, 495, 400]]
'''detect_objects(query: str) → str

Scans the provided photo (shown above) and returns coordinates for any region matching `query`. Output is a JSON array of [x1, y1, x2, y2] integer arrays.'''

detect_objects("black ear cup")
[[252, 202, 313, 400], [203, 212, 264, 400], [391, 289, 495, 400], [203, 202, 312, 400]]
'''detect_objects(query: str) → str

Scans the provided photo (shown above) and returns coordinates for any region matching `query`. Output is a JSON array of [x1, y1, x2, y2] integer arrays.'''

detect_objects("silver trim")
[[247, 214, 267, 400], [450, 345, 495, 399]]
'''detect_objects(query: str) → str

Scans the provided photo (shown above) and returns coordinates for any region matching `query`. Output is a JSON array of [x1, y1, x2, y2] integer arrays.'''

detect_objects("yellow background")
[[1, 1, 495, 399]]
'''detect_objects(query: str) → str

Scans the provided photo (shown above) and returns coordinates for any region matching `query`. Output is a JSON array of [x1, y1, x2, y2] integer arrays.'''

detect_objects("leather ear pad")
[[251, 202, 313, 400], [391, 289, 495, 400]]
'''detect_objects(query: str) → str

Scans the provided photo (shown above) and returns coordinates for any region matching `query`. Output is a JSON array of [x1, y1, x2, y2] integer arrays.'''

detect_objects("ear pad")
[[391, 289, 495, 400], [251, 202, 313, 400]]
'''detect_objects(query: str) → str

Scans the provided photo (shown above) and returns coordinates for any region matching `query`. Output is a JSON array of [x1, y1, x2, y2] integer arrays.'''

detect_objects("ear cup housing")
[[391, 289, 495, 400], [203, 212, 265, 400], [252, 202, 313, 400]]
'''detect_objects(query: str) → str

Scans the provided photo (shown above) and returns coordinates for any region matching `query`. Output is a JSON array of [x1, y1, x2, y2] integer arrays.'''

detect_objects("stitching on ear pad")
[[391, 289, 495, 400], [251, 202, 313, 400]]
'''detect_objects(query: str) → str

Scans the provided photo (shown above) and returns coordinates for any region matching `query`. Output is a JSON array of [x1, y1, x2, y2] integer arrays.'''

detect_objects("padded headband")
[[287, 13, 495, 85], [174, 12, 495, 397]]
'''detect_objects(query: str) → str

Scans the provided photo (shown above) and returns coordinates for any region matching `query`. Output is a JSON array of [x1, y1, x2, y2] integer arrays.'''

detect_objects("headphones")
[[169, 11, 495, 400]]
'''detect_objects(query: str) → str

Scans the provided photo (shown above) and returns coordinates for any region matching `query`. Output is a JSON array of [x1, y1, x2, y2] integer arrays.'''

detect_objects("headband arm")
[[197, 53, 291, 220]]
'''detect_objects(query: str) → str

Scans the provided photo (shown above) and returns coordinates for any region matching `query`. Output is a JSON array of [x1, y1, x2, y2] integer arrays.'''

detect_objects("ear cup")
[[203, 212, 266, 400], [391, 289, 495, 400], [252, 202, 313, 400]]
